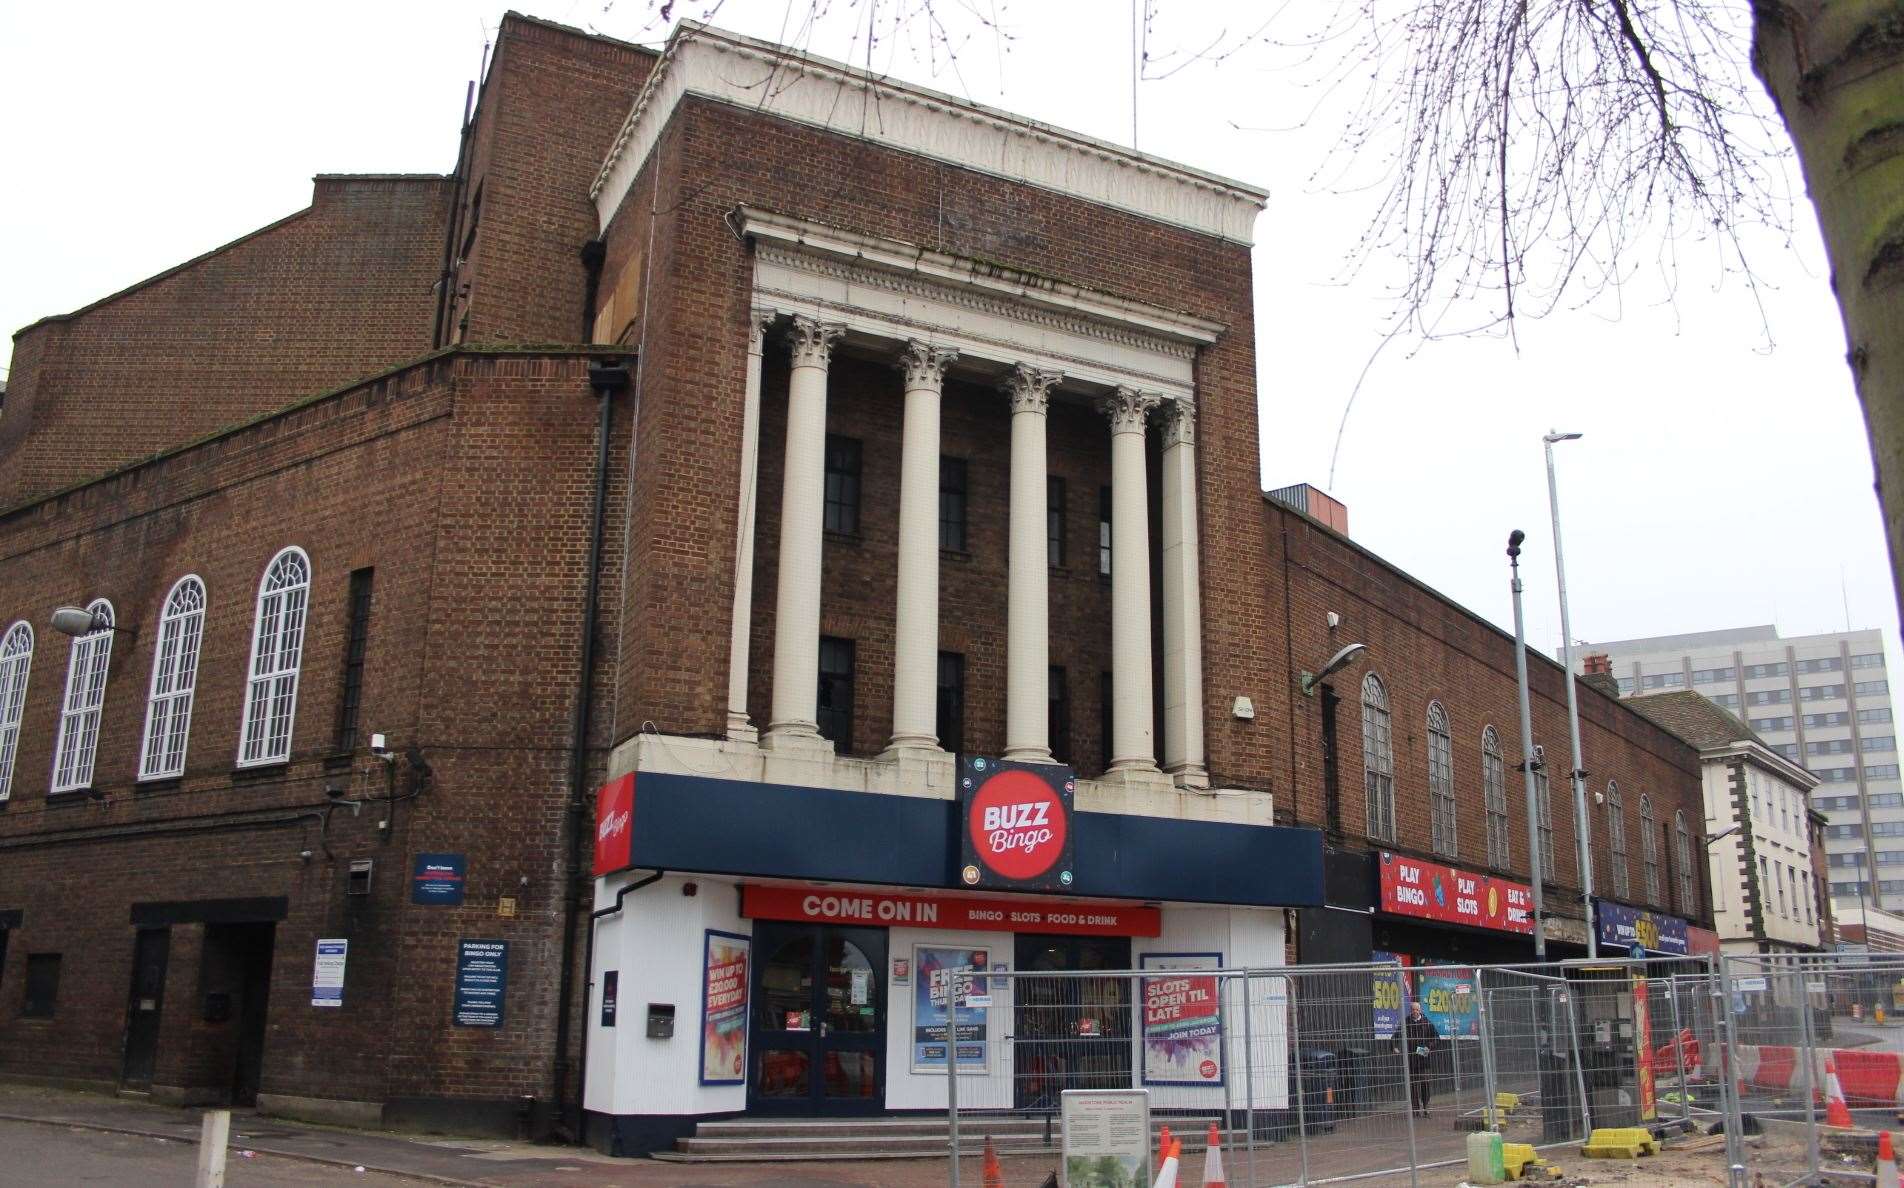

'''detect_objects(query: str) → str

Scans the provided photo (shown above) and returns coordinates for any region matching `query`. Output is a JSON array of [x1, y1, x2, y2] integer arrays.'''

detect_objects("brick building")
[[0, 12, 1708, 1153]]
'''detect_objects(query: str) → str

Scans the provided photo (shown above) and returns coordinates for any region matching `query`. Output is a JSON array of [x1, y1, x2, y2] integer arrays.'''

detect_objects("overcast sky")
[[2, 1, 1891, 674]]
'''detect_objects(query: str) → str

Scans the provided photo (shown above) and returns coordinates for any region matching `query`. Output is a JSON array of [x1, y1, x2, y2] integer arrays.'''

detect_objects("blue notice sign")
[[1595, 900, 1689, 956], [454, 939, 508, 1028], [411, 853, 467, 905]]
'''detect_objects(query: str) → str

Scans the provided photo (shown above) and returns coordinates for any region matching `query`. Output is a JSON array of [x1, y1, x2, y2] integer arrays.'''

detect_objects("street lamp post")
[[1545, 430, 1597, 959], [1509, 530, 1547, 960]]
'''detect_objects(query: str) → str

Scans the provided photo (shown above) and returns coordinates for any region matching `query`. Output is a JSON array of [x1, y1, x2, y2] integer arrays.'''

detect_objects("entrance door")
[[213, 922, 277, 1106], [1013, 934, 1133, 1110], [748, 923, 887, 1114], [122, 928, 171, 1087]]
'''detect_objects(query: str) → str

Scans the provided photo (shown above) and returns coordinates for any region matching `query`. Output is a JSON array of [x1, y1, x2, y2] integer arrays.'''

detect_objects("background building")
[[1579, 626, 1895, 912], [1618, 689, 1830, 954]]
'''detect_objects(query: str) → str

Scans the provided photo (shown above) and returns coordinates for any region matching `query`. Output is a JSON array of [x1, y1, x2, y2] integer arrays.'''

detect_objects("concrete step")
[[665, 1115, 1235, 1163]]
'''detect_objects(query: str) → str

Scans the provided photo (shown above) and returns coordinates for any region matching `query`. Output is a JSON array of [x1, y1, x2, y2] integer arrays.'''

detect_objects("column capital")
[[898, 340, 959, 390], [1160, 398, 1197, 448], [748, 307, 778, 354], [1099, 386, 1161, 435], [1002, 365, 1063, 416], [788, 316, 846, 368]]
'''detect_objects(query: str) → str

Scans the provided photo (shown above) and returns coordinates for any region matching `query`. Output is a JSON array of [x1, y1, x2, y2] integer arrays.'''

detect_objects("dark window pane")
[[824, 436, 862, 536], [937, 652, 965, 754], [817, 637, 856, 750], [1049, 666, 1070, 766], [1097, 487, 1112, 577], [1047, 477, 1066, 567], [23, 953, 60, 1018], [334, 568, 375, 752], [1099, 671, 1114, 773], [939, 457, 967, 553]]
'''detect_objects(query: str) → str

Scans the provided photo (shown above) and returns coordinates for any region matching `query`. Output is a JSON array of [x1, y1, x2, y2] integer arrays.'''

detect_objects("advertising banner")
[[914, 945, 988, 1070], [740, 884, 1160, 937], [1378, 851, 1533, 934], [701, 931, 749, 1085], [959, 757, 1075, 891], [410, 852, 466, 905], [1633, 974, 1657, 1120], [1060, 1089, 1150, 1188], [1372, 950, 1406, 1039], [1594, 900, 1690, 956], [1140, 953, 1223, 1085], [592, 773, 635, 877], [1414, 967, 1479, 1038], [453, 939, 508, 1028], [311, 938, 347, 1008]]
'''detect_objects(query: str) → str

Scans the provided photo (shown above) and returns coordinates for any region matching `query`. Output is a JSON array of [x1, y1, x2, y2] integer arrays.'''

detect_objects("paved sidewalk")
[[0, 1084, 1054, 1186]]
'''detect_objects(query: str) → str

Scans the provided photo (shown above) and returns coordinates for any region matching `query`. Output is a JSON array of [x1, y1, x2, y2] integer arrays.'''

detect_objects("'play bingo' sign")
[[959, 758, 1075, 891]]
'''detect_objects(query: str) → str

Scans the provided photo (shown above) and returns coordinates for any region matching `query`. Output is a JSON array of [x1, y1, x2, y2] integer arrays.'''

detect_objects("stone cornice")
[[592, 22, 1268, 244]]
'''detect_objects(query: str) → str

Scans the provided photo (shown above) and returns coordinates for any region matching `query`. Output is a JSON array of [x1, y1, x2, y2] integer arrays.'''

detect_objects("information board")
[[1061, 1089, 1150, 1188], [453, 939, 508, 1028], [311, 938, 347, 1008]]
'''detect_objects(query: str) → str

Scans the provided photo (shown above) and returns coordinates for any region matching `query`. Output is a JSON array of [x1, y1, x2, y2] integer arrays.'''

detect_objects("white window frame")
[[1361, 673, 1395, 843], [139, 575, 207, 780], [1675, 810, 1696, 915], [0, 621, 33, 801], [1535, 763, 1555, 880], [1606, 780, 1630, 899], [238, 547, 312, 767], [51, 599, 115, 793], [1427, 701, 1456, 857], [1482, 726, 1510, 867], [1641, 793, 1662, 904]]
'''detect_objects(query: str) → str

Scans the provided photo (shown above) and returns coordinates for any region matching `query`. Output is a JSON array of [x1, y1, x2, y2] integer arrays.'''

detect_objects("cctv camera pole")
[[1545, 431, 1597, 958], [1509, 531, 1547, 960]]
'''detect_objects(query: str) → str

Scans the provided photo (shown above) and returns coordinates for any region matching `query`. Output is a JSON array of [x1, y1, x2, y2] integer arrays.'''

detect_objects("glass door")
[[1012, 934, 1133, 1110], [749, 922, 887, 1114]]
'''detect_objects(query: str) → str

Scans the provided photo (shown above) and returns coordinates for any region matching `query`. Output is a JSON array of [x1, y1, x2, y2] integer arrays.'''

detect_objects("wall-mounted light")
[[49, 606, 136, 638], [1299, 642, 1369, 697]]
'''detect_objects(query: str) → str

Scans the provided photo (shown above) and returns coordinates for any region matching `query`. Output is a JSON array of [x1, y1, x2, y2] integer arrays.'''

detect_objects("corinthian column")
[[765, 316, 845, 745], [1099, 386, 1161, 774], [1004, 365, 1062, 763], [888, 341, 959, 753], [727, 308, 777, 742], [1159, 399, 1208, 787]]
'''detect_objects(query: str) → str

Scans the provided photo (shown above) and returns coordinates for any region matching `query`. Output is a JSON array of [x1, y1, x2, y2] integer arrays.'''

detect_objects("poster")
[[311, 938, 347, 1007], [1595, 900, 1689, 955], [1378, 851, 1533, 934], [1633, 975, 1657, 1120], [1414, 968, 1479, 1038], [1372, 951, 1406, 1039], [453, 939, 508, 1027], [1061, 1089, 1150, 1188], [914, 945, 989, 1070], [1141, 953, 1223, 1085], [701, 930, 749, 1085]]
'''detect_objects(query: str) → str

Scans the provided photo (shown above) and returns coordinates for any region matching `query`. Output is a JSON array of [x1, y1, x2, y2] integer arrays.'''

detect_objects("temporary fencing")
[[939, 954, 1723, 1187]]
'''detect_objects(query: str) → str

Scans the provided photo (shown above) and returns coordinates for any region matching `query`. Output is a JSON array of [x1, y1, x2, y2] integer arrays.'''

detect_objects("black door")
[[748, 923, 887, 1115], [1013, 934, 1133, 1110], [228, 923, 276, 1105], [122, 928, 171, 1087]]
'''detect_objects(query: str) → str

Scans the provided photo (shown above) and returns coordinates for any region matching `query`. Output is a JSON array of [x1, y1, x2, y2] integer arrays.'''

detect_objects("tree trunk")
[[1752, 3, 1904, 605]]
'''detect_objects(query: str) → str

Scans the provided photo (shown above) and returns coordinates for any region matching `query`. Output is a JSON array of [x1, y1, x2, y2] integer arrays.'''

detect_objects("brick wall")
[[0, 175, 453, 508], [1269, 502, 1711, 925], [0, 348, 627, 1113]]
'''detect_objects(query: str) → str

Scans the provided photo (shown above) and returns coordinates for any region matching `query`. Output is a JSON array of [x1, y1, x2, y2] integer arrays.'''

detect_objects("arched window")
[[1640, 793, 1662, 904], [1428, 702, 1456, 856], [52, 599, 115, 793], [1535, 752, 1555, 879], [239, 548, 311, 767], [1675, 811, 1696, 914], [1361, 673, 1395, 842], [1606, 781, 1630, 899], [1482, 727, 1509, 867], [140, 576, 206, 780], [0, 622, 33, 801]]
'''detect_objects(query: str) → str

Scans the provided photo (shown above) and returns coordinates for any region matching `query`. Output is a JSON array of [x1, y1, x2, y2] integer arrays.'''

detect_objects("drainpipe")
[[432, 80, 477, 350], [551, 355, 628, 1141]]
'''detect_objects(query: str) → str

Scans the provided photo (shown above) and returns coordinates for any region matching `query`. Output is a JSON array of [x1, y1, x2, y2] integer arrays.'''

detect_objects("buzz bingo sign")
[[958, 757, 1075, 892]]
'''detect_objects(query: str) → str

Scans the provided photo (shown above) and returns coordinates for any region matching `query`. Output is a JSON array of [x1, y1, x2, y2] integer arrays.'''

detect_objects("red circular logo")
[[966, 770, 1067, 881], [1199, 1059, 1218, 1080]]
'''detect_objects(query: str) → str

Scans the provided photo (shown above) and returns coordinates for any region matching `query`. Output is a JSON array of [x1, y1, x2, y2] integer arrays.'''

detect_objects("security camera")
[[369, 732, 396, 762], [1507, 529, 1525, 558], [1326, 611, 1341, 632]]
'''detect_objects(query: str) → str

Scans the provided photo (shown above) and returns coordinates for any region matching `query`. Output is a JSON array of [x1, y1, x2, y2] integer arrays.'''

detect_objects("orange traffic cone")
[[1152, 1138, 1182, 1188], [1157, 1124, 1173, 1172], [1826, 1059, 1854, 1128], [981, 1135, 1005, 1188], [1201, 1121, 1227, 1187], [1879, 1131, 1900, 1188]]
